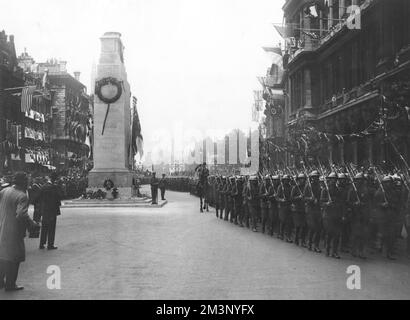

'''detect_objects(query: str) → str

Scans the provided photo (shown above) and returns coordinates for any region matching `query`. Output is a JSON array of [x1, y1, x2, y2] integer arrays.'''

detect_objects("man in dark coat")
[[38, 172, 61, 250], [159, 174, 167, 201], [304, 171, 322, 253], [0, 172, 37, 291], [150, 172, 159, 205]]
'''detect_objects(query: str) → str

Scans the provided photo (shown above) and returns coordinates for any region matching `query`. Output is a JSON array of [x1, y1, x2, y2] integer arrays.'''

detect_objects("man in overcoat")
[[0, 172, 37, 291]]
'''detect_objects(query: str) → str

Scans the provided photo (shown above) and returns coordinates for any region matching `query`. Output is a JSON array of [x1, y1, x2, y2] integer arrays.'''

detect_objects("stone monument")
[[88, 32, 133, 198]]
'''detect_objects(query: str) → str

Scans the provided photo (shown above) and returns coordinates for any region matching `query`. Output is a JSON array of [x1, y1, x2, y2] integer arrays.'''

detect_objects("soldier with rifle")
[[276, 175, 293, 242], [304, 170, 323, 253], [232, 176, 244, 226], [246, 176, 259, 232], [267, 175, 280, 237], [291, 173, 307, 247], [259, 175, 271, 234], [347, 172, 370, 259]]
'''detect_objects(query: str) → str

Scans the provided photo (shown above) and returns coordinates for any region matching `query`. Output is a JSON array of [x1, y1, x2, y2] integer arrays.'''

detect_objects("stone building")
[[281, 0, 410, 168]]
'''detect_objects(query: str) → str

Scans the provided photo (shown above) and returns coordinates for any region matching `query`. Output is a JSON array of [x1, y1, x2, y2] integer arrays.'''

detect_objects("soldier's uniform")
[[374, 176, 401, 259], [347, 173, 370, 258], [320, 173, 343, 259], [223, 177, 233, 221], [277, 175, 293, 242], [242, 177, 250, 228], [217, 177, 226, 220], [213, 177, 221, 218], [228, 177, 237, 223], [259, 176, 271, 234], [291, 174, 307, 246], [304, 171, 322, 253], [267, 176, 280, 236], [246, 176, 259, 232], [231, 176, 244, 226], [338, 173, 351, 253]]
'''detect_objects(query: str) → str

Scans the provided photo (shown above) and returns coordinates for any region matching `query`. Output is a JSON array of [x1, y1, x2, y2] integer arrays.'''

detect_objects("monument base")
[[88, 169, 133, 188]]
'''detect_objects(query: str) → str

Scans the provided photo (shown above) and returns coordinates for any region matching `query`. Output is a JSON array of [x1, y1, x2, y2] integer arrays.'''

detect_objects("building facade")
[[281, 0, 410, 168]]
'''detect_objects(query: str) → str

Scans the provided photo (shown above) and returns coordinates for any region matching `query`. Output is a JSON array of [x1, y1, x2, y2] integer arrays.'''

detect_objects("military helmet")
[[282, 175, 290, 181], [229, 176, 236, 183], [249, 176, 258, 181], [392, 174, 402, 181], [338, 173, 348, 180], [354, 173, 365, 180], [272, 175, 280, 180], [382, 175, 393, 183], [309, 170, 320, 177], [265, 175, 271, 180], [297, 173, 306, 180], [327, 172, 338, 179]]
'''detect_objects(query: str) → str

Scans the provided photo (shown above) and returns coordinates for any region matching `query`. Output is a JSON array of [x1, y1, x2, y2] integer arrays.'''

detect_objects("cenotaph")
[[88, 32, 133, 198]]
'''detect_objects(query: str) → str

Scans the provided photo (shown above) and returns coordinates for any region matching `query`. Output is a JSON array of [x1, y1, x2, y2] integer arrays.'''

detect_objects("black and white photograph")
[[1, 0, 410, 306]]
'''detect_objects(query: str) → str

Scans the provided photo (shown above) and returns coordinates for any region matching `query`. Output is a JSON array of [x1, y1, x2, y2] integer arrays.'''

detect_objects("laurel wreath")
[[103, 179, 114, 191], [95, 77, 122, 104]]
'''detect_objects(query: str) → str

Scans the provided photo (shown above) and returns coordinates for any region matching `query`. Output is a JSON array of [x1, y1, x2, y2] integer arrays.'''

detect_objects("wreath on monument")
[[95, 77, 123, 104], [103, 179, 119, 199], [95, 77, 123, 135]]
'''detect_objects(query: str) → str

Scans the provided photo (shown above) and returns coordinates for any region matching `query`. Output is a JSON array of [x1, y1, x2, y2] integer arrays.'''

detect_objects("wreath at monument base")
[[103, 179, 119, 200]]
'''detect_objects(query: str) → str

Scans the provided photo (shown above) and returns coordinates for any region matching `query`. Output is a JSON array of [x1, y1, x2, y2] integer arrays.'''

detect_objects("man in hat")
[[0, 172, 38, 291], [150, 172, 159, 205], [159, 173, 167, 201], [38, 172, 62, 250], [304, 170, 323, 253]]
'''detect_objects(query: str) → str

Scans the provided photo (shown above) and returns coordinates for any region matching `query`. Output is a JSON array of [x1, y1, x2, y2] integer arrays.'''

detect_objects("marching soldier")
[[338, 173, 351, 253], [277, 175, 293, 242], [213, 176, 221, 218], [259, 175, 271, 234], [217, 177, 226, 220], [348, 172, 370, 259], [223, 177, 233, 221], [291, 174, 307, 246], [242, 176, 250, 228], [304, 171, 322, 253], [231, 176, 244, 226], [321, 172, 343, 259], [267, 175, 280, 236], [374, 175, 400, 260], [246, 176, 259, 232]]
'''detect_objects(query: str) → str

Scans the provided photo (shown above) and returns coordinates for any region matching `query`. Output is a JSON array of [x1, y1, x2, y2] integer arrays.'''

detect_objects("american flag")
[[20, 86, 36, 113]]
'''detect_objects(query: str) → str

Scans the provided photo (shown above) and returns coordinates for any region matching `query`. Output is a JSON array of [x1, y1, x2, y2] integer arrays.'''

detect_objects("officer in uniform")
[[321, 172, 342, 259], [277, 175, 293, 242], [246, 176, 259, 232], [291, 173, 307, 246], [150, 172, 159, 205], [348, 172, 370, 259], [304, 170, 322, 253]]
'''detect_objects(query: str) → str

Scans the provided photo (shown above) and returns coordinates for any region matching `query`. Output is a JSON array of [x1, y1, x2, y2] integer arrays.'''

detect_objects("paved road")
[[1, 188, 410, 300]]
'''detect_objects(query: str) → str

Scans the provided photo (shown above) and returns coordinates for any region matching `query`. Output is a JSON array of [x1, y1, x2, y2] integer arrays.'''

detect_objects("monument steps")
[[61, 198, 167, 208]]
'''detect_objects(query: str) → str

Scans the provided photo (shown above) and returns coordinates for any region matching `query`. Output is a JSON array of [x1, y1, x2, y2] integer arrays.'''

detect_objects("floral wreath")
[[95, 77, 123, 104], [103, 179, 114, 191]]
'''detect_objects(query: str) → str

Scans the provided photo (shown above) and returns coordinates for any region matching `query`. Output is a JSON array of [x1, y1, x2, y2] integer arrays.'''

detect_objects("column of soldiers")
[[200, 166, 410, 260]]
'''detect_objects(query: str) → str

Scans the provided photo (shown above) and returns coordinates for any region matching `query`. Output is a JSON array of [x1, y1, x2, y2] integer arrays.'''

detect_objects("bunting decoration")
[[20, 86, 36, 113]]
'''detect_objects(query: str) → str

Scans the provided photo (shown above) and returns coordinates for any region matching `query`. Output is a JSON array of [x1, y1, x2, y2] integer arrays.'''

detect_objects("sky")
[[1, 0, 284, 163]]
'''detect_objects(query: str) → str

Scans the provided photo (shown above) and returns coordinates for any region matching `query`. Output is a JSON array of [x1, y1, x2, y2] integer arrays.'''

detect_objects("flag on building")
[[131, 96, 144, 158], [20, 86, 36, 113]]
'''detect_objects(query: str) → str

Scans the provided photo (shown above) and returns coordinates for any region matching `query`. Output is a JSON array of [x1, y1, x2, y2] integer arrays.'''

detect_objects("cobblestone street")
[[1, 189, 410, 300]]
